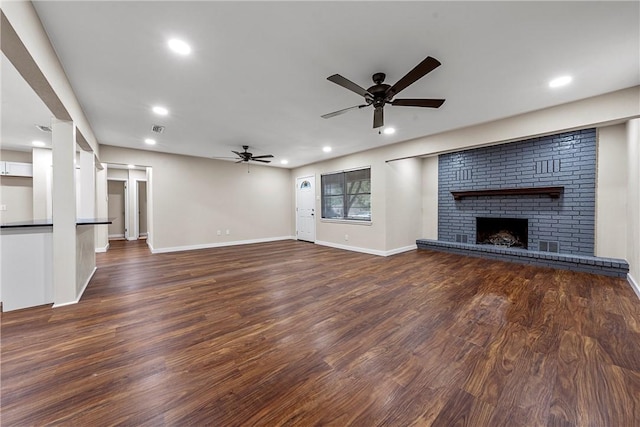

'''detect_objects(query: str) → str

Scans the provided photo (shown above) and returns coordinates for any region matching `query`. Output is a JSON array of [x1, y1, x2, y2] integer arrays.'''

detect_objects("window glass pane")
[[321, 168, 370, 221]]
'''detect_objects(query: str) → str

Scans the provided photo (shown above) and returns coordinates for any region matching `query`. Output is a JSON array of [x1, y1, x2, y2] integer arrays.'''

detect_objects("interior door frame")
[[295, 175, 316, 242], [134, 179, 147, 239], [107, 178, 128, 240]]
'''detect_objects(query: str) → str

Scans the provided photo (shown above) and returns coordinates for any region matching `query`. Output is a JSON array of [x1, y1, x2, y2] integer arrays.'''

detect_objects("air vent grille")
[[455, 234, 468, 243], [151, 125, 165, 134], [539, 241, 560, 253], [36, 125, 52, 132]]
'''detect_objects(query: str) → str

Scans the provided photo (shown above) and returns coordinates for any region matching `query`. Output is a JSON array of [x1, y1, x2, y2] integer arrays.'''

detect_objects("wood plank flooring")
[[2, 240, 640, 426]]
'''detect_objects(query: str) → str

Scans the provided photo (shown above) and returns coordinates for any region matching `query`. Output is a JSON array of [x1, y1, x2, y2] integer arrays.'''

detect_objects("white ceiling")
[[3, 2, 639, 168], [1, 53, 54, 151]]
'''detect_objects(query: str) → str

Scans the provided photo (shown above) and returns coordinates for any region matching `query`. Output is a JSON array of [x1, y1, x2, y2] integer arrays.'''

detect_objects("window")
[[321, 168, 371, 221]]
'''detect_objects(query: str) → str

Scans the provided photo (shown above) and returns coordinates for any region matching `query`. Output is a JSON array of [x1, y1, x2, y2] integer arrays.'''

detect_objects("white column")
[[32, 147, 52, 220], [51, 119, 77, 306], [78, 149, 95, 219], [95, 164, 109, 251]]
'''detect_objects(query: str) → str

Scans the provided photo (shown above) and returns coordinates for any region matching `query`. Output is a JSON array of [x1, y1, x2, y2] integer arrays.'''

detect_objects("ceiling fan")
[[231, 145, 274, 163], [322, 56, 445, 129]]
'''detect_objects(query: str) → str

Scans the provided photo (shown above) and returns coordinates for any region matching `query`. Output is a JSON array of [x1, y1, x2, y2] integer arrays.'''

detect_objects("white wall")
[[627, 119, 640, 289], [421, 156, 439, 240], [596, 125, 628, 259], [100, 146, 293, 252]]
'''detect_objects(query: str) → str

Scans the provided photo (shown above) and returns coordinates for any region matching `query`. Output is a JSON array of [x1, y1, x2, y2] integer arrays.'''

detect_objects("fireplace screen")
[[476, 217, 528, 249]]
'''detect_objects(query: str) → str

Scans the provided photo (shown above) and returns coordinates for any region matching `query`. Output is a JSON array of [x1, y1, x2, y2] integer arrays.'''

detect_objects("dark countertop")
[[0, 219, 53, 229], [1, 218, 113, 229], [76, 218, 113, 226]]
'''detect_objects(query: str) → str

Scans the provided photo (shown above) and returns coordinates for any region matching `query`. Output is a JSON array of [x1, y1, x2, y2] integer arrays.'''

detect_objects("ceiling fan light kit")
[[322, 55, 446, 129]]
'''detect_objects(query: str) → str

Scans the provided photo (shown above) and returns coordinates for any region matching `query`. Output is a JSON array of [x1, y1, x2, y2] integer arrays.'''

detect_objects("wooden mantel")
[[451, 186, 564, 200]]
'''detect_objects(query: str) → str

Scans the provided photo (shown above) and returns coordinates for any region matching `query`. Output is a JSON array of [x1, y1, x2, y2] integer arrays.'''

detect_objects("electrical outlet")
[[0, 204, 6, 211], [217, 230, 221, 236], [344, 234, 349, 241], [226, 229, 230, 235]]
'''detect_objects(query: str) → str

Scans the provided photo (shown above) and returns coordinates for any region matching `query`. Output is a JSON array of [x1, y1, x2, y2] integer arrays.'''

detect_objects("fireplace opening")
[[476, 217, 528, 249]]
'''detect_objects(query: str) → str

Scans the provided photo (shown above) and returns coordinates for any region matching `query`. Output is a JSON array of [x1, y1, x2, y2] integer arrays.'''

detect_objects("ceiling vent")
[[36, 124, 52, 132], [151, 124, 165, 134]]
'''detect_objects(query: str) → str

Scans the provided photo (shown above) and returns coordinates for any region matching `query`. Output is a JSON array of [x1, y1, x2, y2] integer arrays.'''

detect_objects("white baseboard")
[[95, 243, 110, 253], [147, 241, 154, 252], [315, 241, 417, 257], [386, 244, 418, 256], [150, 236, 296, 254], [108, 234, 124, 239], [628, 273, 640, 300], [52, 266, 97, 308]]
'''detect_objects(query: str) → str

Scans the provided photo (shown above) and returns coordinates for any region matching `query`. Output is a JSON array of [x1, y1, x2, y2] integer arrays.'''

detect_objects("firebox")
[[476, 217, 528, 249]]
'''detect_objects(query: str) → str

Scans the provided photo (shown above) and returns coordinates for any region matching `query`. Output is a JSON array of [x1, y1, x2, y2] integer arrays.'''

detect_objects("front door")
[[296, 176, 315, 242]]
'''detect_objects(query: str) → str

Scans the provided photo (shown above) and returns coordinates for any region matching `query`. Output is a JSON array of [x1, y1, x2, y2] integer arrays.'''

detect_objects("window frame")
[[320, 166, 371, 223]]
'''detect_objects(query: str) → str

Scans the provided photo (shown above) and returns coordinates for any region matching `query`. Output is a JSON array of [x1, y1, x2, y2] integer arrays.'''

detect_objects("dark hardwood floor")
[[2, 240, 640, 426]]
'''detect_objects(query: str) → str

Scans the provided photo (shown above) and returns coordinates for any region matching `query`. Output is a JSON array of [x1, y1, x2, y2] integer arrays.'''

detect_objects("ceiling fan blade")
[[391, 98, 445, 108], [235, 159, 246, 163], [251, 154, 274, 159], [327, 74, 373, 98], [373, 107, 384, 129], [231, 150, 242, 156], [252, 159, 271, 163], [386, 56, 441, 98], [322, 104, 369, 119]]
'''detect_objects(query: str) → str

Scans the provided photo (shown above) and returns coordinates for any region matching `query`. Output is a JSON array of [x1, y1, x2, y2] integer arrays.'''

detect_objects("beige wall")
[[100, 146, 293, 251], [627, 119, 640, 286], [0, 149, 33, 222], [421, 156, 439, 240], [32, 147, 52, 220], [384, 87, 639, 162], [596, 125, 628, 259], [0, 150, 31, 162], [0, 176, 33, 223], [386, 158, 422, 251], [294, 150, 387, 253]]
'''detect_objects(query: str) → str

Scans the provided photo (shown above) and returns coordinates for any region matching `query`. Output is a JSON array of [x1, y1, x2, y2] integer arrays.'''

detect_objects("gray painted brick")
[[438, 129, 596, 256]]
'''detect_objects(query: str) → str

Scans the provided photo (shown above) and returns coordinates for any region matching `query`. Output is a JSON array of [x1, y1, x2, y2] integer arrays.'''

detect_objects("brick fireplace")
[[437, 129, 596, 256], [417, 127, 629, 277]]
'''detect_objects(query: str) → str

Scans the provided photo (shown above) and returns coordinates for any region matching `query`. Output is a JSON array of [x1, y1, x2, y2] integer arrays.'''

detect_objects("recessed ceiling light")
[[323, 146, 332, 153], [32, 140, 46, 147], [168, 38, 191, 55], [127, 164, 135, 169], [549, 75, 572, 88], [280, 159, 289, 165], [383, 127, 396, 135], [152, 106, 168, 115], [145, 138, 157, 145]]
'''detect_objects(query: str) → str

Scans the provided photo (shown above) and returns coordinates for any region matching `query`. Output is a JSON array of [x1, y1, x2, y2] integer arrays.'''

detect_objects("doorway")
[[107, 180, 127, 239], [137, 180, 148, 239], [296, 176, 316, 242]]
